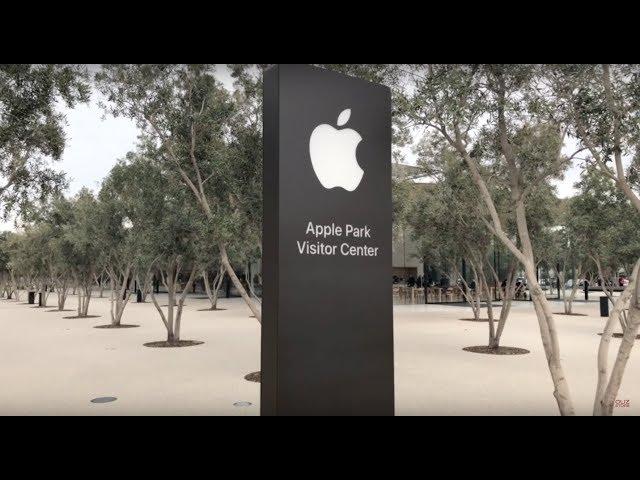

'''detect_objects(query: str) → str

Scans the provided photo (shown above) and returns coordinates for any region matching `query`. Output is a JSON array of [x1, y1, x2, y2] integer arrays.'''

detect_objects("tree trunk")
[[594, 257, 626, 331], [524, 262, 575, 415], [446, 106, 575, 414], [56, 281, 68, 311], [151, 263, 198, 343], [110, 288, 127, 326], [76, 282, 93, 317], [142, 271, 153, 302], [12, 272, 19, 301], [496, 186, 575, 414], [511, 197, 575, 415], [203, 270, 214, 309], [95, 271, 106, 298], [174, 267, 197, 342], [454, 263, 481, 321], [594, 259, 640, 415], [166, 271, 175, 341], [564, 265, 582, 315], [213, 266, 225, 308], [219, 243, 261, 322], [108, 267, 132, 326], [601, 299, 640, 415], [150, 287, 170, 340], [38, 282, 48, 307], [496, 263, 517, 347], [203, 265, 225, 311], [478, 267, 497, 348]]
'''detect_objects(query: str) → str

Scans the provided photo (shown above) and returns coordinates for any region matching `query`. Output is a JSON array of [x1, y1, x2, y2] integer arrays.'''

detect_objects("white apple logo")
[[309, 109, 364, 192]]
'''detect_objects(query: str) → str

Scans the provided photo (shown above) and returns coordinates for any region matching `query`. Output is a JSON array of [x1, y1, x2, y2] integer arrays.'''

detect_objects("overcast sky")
[[1, 66, 236, 231], [0, 65, 582, 231]]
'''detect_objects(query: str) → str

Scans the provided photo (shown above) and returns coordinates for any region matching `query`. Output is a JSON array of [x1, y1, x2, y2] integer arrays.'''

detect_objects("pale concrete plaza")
[[0, 292, 638, 416]]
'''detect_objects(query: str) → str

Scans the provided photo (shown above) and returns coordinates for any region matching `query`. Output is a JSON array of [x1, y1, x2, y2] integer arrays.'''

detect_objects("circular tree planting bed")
[[45, 309, 75, 313], [144, 340, 204, 348], [94, 324, 140, 329], [63, 315, 101, 320], [463, 346, 530, 355], [245, 371, 261, 383], [91, 397, 117, 404], [197, 308, 227, 312], [459, 318, 492, 322], [598, 333, 640, 339], [554, 312, 588, 317]]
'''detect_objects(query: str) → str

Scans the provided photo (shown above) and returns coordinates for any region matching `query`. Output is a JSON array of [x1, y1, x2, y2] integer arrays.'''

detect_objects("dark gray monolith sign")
[[262, 64, 394, 416]]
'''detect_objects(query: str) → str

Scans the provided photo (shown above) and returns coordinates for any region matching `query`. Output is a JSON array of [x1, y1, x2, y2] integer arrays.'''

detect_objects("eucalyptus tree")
[[546, 217, 588, 316], [2, 196, 75, 310], [0, 231, 10, 298], [106, 154, 158, 303], [408, 142, 519, 349], [513, 177, 574, 302], [201, 261, 226, 311], [3, 231, 24, 300], [6, 226, 51, 305], [119, 155, 205, 345], [64, 189, 102, 318], [0, 65, 89, 219], [568, 170, 627, 301], [399, 64, 581, 415], [569, 169, 640, 318], [49, 234, 74, 311], [35, 195, 76, 310], [95, 163, 142, 327], [133, 249, 156, 303], [548, 64, 640, 414], [144, 183, 205, 346], [196, 228, 225, 311], [94, 64, 263, 322], [31, 224, 55, 308], [225, 89, 263, 304]]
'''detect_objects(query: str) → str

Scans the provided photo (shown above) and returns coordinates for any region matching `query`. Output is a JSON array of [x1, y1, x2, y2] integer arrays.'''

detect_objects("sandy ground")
[[0, 291, 638, 416]]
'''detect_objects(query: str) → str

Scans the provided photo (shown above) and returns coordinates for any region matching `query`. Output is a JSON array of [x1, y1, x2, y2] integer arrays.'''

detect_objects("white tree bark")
[[37, 281, 49, 307], [453, 130, 575, 415], [454, 262, 482, 322], [563, 265, 582, 315], [107, 264, 133, 326], [219, 244, 261, 322], [594, 259, 640, 415], [55, 278, 69, 311], [150, 261, 197, 343], [202, 265, 225, 311], [75, 280, 93, 317]]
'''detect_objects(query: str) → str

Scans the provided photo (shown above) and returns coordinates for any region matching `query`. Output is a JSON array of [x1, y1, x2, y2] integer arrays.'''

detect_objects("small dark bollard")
[[600, 296, 610, 318], [137, 289, 143, 303], [28, 291, 36, 305]]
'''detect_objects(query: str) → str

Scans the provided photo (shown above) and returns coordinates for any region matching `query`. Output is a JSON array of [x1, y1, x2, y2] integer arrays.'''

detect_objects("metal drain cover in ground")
[[234, 401, 253, 408], [91, 397, 117, 404]]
